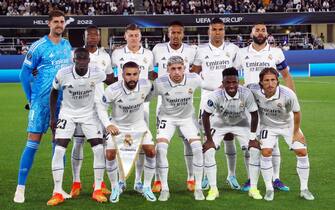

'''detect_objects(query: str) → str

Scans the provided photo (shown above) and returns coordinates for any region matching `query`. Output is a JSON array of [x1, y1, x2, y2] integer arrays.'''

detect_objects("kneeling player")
[[202, 67, 258, 200], [153, 56, 204, 201], [47, 48, 107, 205], [97, 61, 156, 203], [248, 67, 314, 201]]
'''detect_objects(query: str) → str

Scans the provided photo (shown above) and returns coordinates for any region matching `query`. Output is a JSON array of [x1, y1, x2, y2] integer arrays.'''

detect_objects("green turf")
[[1, 77, 335, 209]]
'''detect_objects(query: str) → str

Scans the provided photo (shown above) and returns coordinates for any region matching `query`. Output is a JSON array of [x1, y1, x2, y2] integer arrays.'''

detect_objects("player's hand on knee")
[[248, 139, 261, 150], [292, 129, 306, 145], [106, 124, 120, 136], [203, 140, 215, 153]]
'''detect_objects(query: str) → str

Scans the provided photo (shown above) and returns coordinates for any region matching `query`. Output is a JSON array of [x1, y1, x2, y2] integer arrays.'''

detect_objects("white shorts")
[[105, 121, 154, 150], [156, 117, 200, 141], [212, 126, 249, 150], [55, 113, 103, 140], [259, 126, 306, 150]]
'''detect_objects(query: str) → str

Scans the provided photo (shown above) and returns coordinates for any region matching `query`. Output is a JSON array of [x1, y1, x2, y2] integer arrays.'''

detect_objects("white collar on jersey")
[[249, 42, 270, 53], [167, 42, 184, 53], [124, 45, 144, 54], [224, 89, 240, 100], [72, 65, 90, 79], [261, 86, 280, 100], [168, 74, 186, 87], [209, 42, 225, 51], [121, 80, 140, 94]]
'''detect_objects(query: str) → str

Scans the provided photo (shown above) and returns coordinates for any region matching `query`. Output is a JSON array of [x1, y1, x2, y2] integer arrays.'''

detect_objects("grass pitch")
[[1, 76, 335, 210]]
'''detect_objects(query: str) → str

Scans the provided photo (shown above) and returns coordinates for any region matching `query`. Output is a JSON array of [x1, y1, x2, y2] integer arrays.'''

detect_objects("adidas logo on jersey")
[[120, 58, 124, 61], [245, 56, 249, 60], [205, 56, 209, 59], [162, 57, 166, 60], [164, 92, 170, 96], [68, 85, 73, 88], [117, 99, 123, 103]]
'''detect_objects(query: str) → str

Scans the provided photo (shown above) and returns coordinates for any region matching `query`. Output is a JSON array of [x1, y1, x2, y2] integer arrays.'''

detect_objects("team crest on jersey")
[[102, 60, 106, 67], [240, 102, 245, 108], [141, 93, 145, 99], [268, 54, 273, 60], [188, 88, 193, 94], [226, 52, 230, 58], [90, 82, 95, 88], [143, 58, 148, 64], [277, 103, 283, 108]]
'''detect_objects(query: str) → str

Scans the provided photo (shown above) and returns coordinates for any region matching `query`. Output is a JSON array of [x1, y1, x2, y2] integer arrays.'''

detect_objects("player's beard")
[[252, 35, 267, 45], [125, 80, 138, 90]]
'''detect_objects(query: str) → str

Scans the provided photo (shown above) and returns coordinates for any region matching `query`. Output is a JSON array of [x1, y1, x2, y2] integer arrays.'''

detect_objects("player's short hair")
[[168, 21, 184, 28], [222, 67, 239, 79], [122, 61, 139, 71], [74, 47, 89, 58], [210, 17, 224, 25], [259, 67, 279, 83], [85, 25, 100, 34], [253, 22, 266, 27], [125, 23, 141, 32], [48, 10, 65, 21], [167, 56, 184, 67]]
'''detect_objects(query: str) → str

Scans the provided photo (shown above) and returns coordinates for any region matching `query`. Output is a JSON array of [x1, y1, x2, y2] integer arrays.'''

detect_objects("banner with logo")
[[112, 131, 147, 180]]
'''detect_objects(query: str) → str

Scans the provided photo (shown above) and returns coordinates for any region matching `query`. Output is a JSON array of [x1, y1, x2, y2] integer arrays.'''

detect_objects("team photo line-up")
[[13, 9, 314, 206]]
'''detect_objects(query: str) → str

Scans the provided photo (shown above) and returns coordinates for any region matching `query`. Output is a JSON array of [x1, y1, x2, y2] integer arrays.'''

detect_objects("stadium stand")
[[0, 0, 334, 16]]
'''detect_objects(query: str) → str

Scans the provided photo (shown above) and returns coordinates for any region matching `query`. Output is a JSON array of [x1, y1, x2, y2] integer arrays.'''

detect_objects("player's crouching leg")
[[292, 141, 314, 201], [105, 135, 120, 203], [142, 137, 157, 202], [189, 139, 205, 201]]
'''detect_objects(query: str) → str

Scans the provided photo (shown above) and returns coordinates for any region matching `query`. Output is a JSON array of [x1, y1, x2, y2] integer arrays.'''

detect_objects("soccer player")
[[14, 10, 72, 203], [97, 61, 156, 203], [70, 25, 115, 197], [202, 67, 258, 201], [47, 48, 107, 205], [191, 17, 241, 190], [153, 56, 204, 201], [112, 24, 154, 192], [248, 68, 314, 201], [235, 23, 294, 194], [151, 21, 197, 192]]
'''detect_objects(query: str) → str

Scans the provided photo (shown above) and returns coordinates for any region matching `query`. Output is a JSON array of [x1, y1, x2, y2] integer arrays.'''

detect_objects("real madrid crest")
[[123, 134, 133, 147], [90, 81, 95, 88], [102, 60, 106, 67], [277, 103, 282, 108], [141, 93, 145, 99], [226, 52, 230, 58], [188, 88, 193, 94], [268, 54, 273, 60], [240, 102, 244, 108], [143, 57, 147, 64]]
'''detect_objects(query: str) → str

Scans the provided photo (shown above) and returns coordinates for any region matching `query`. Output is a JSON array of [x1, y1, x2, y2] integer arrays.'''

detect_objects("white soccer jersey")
[[193, 42, 239, 93], [248, 84, 300, 128], [53, 65, 106, 118], [235, 43, 288, 85], [112, 45, 153, 80], [203, 86, 258, 128], [89, 47, 113, 75], [99, 79, 153, 127], [152, 42, 197, 77], [153, 73, 201, 119]]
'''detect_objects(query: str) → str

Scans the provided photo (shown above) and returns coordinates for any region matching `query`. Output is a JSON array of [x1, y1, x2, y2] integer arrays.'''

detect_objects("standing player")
[[47, 48, 107, 205], [14, 10, 72, 203], [248, 68, 314, 201], [151, 21, 197, 192], [97, 61, 156, 202], [191, 17, 241, 190], [202, 67, 258, 201], [235, 23, 294, 194], [112, 24, 154, 192], [70, 25, 115, 197], [153, 56, 204, 201]]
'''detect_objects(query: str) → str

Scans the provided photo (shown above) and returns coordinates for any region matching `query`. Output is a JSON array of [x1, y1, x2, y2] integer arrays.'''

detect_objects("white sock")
[[135, 150, 144, 183], [224, 140, 236, 177], [106, 159, 118, 188], [52, 145, 66, 193], [190, 141, 203, 190], [297, 155, 310, 191], [71, 137, 84, 183], [92, 144, 105, 191], [243, 149, 250, 178], [261, 155, 274, 191], [157, 142, 169, 191], [204, 148, 217, 188], [143, 156, 156, 188], [249, 148, 260, 189], [183, 138, 194, 181], [272, 144, 281, 181]]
